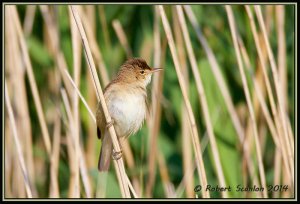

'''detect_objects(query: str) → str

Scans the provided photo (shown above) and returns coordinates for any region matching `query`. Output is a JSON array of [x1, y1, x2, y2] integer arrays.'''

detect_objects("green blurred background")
[[6, 4, 295, 198]]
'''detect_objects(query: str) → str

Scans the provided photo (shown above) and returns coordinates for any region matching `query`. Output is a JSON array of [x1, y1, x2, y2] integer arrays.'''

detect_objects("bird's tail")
[[98, 131, 113, 172]]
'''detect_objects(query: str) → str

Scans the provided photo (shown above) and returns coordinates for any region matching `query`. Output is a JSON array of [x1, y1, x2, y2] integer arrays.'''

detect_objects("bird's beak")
[[150, 68, 163, 73]]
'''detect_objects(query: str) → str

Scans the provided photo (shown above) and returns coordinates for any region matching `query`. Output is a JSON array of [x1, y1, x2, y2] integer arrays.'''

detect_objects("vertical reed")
[[158, 5, 209, 198], [226, 5, 268, 198]]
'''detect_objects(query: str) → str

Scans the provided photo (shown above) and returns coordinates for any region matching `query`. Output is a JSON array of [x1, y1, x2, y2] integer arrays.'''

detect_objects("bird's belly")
[[108, 94, 146, 137]]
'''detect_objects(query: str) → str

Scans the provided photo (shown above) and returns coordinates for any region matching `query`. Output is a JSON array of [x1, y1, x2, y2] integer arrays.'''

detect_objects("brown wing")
[[96, 84, 113, 140], [96, 101, 105, 140]]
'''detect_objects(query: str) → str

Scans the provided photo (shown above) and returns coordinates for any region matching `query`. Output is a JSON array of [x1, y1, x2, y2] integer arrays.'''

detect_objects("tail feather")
[[98, 131, 113, 172]]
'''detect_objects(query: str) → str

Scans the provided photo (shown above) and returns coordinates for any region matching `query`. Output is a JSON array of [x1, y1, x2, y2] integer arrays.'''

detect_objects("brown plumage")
[[96, 58, 162, 171]]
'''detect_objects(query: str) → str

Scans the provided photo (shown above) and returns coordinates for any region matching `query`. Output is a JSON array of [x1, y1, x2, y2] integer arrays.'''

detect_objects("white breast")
[[107, 90, 146, 138]]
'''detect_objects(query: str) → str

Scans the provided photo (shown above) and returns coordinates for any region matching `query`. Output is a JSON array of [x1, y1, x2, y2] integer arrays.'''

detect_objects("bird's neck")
[[107, 80, 147, 97]]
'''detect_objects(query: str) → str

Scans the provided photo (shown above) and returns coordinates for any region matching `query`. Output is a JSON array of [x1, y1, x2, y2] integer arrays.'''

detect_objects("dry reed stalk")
[[84, 5, 96, 32], [244, 6, 279, 139], [39, 6, 92, 197], [65, 70, 96, 123], [39, 6, 74, 101], [64, 130, 76, 197], [240, 33, 268, 159], [122, 140, 141, 197], [183, 7, 261, 187], [243, 118, 263, 198], [112, 19, 133, 58], [126, 175, 138, 198], [70, 5, 131, 198], [49, 114, 61, 198], [245, 6, 293, 184], [238, 35, 280, 148], [86, 72, 98, 169], [176, 126, 211, 197], [273, 149, 282, 198], [61, 88, 80, 197], [254, 6, 293, 179], [265, 6, 273, 36], [7, 8, 37, 197], [5, 10, 13, 197], [80, 8, 110, 86], [276, 6, 287, 110], [98, 5, 111, 50], [4, 118, 13, 197], [157, 151, 176, 198], [139, 37, 154, 62], [287, 118, 294, 153], [10, 6, 52, 157], [276, 6, 293, 154], [39, 7, 92, 197], [5, 80, 33, 198], [246, 7, 294, 188], [145, 6, 164, 198], [41, 6, 79, 197], [238, 32, 287, 197], [69, 6, 82, 198], [172, 7, 194, 198], [158, 5, 209, 198], [177, 6, 229, 198], [282, 170, 293, 198], [5, 77, 26, 199], [181, 103, 194, 197], [6, 17, 26, 198], [23, 5, 36, 36], [61, 89, 92, 198], [225, 6, 268, 198], [183, 5, 245, 143]]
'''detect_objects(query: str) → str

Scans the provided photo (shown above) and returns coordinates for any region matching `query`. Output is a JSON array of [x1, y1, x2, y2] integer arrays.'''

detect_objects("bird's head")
[[116, 58, 162, 87]]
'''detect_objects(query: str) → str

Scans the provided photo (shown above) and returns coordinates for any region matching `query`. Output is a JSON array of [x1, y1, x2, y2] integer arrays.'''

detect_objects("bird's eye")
[[140, 70, 145, 74]]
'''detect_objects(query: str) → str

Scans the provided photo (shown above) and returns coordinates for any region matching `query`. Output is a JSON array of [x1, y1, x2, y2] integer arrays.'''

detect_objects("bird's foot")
[[112, 149, 123, 160], [106, 119, 115, 129]]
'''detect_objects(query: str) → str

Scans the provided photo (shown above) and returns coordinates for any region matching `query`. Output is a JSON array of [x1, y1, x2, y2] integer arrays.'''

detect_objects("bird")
[[96, 58, 162, 172]]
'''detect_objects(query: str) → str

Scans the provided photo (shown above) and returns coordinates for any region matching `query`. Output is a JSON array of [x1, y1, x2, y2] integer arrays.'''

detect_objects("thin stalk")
[[238, 33, 293, 189], [64, 69, 96, 123], [226, 6, 268, 198], [61, 89, 92, 198], [80, 9, 110, 86], [146, 6, 164, 198], [7, 7, 37, 197], [5, 80, 32, 198], [183, 8, 261, 187], [70, 6, 131, 198], [23, 5, 36, 36], [177, 6, 228, 198], [11, 5, 52, 157], [245, 6, 293, 186], [158, 5, 209, 198], [276, 5, 287, 113], [238, 34, 280, 149], [112, 19, 133, 58], [254, 6, 293, 180], [273, 149, 282, 198], [98, 5, 111, 50], [69, 6, 82, 198], [157, 151, 176, 198], [173, 7, 194, 198], [183, 5, 245, 143], [39, 5, 74, 102], [49, 114, 61, 198]]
